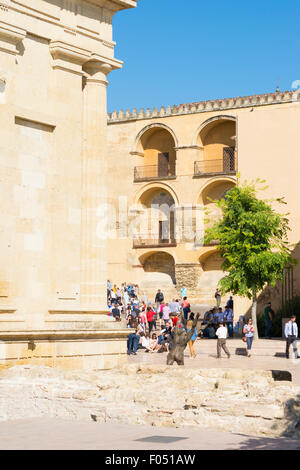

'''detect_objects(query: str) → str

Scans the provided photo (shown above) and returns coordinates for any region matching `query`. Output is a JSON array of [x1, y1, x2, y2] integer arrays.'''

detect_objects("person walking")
[[215, 288, 221, 308], [155, 289, 164, 313], [285, 315, 300, 359], [243, 318, 254, 357], [146, 306, 155, 336], [180, 285, 187, 298], [141, 292, 148, 305], [187, 312, 198, 359], [169, 298, 177, 315], [181, 297, 190, 320], [162, 303, 171, 326], [216, 322, 230, 358]]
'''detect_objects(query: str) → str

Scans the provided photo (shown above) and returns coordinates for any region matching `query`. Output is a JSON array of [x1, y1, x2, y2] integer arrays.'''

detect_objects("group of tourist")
[[202, 299, 234, 338], [107, 281, 300, 361]]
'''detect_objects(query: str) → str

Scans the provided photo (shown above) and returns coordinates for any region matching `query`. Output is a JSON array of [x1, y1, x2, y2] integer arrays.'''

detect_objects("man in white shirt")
[[216, 322, 231, 359], [285, 316, 299, 359], [169, 299, 178, 314], [141, 292, 148, 305]]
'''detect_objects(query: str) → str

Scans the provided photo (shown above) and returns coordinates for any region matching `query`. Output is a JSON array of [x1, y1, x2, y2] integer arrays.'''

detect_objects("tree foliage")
[[204, 178, 297, 299]]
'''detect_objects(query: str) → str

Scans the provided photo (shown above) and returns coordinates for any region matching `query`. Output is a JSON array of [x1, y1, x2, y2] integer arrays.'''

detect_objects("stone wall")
[[175, 264, 202, 290], [0, 364, 299, 439]]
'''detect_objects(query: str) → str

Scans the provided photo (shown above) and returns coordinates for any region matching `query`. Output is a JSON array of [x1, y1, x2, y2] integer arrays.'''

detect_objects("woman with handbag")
[[243, 318, 254, 357]]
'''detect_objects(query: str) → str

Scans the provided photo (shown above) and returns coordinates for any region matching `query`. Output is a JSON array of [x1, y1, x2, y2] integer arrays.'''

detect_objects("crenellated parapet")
[[108, 91, 300, 123]]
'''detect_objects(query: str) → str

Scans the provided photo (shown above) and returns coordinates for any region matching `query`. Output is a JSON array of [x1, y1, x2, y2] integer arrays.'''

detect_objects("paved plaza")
[[0, 418, 299, 450], [129, 338, 300, 386]]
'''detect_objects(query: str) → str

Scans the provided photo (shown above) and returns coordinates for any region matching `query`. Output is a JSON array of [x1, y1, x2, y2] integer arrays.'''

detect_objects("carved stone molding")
[[83, 53, 122, 84], [49, 40, 91, 75], [0, 20, 26, 55]]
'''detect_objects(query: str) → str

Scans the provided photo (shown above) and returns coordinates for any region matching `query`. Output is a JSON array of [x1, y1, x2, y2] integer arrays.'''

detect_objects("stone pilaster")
[[80, 59, 112, 310]]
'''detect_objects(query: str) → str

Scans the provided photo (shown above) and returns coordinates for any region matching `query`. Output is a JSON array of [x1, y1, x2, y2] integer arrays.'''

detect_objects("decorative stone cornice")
[[49, 40, 123, 78], [0, 20, 26, 55], [49, 40, 91, 75], [108, 91, 300, 124], [87, 0, 138, 12]]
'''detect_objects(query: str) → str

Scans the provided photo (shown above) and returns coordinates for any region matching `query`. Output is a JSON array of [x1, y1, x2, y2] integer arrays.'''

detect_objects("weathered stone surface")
[[0, 365, 299, 438]]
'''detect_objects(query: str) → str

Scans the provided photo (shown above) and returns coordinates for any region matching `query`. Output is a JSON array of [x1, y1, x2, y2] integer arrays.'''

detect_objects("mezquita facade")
[[0, 0, 299, 368]]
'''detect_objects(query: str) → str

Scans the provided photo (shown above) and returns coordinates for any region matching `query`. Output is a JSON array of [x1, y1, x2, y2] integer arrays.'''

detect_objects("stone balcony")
[[194, 157, 237, 177], [134, 164, 176, 182]]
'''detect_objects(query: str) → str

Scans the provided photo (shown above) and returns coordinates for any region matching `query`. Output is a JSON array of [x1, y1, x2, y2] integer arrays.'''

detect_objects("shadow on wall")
[[244, 244, 300, 334], [139, 252, 177, 297]]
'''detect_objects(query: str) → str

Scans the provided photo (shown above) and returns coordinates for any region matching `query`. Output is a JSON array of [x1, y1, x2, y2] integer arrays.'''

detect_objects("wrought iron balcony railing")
[[133, 236, 177, 248], [194, 157, 237, 176], [134, 164, 176, 181]]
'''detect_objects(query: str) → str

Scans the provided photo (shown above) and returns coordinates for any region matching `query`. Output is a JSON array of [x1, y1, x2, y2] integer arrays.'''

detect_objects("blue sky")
[[107, 0, 300, 112]]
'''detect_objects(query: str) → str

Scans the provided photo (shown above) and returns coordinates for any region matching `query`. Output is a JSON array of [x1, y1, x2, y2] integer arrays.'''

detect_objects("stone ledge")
[[0, 308, 16, 314], [0, 329, 130, 341], [48, 309, 108, 315]]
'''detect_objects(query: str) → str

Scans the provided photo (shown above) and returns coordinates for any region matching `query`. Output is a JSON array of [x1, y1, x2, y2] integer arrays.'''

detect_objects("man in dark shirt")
[[226, 296, 234, 310], [155, 289, 164, 314], [264, 302, 275, 338], [112, 306, 121, 321], [155, 289, 164, 303]]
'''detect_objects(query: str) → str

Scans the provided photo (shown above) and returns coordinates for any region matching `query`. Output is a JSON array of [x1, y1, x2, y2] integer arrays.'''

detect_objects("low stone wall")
[[0, 329, 130, 370], [0, 364, 299, 438]]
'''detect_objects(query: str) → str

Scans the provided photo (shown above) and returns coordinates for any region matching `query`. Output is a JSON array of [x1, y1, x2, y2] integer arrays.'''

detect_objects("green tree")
[[204, 178, 297, 339]]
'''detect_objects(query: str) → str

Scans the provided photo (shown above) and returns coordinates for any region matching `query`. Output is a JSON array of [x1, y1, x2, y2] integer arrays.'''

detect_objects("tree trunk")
[[251, 292, 259, 340]]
